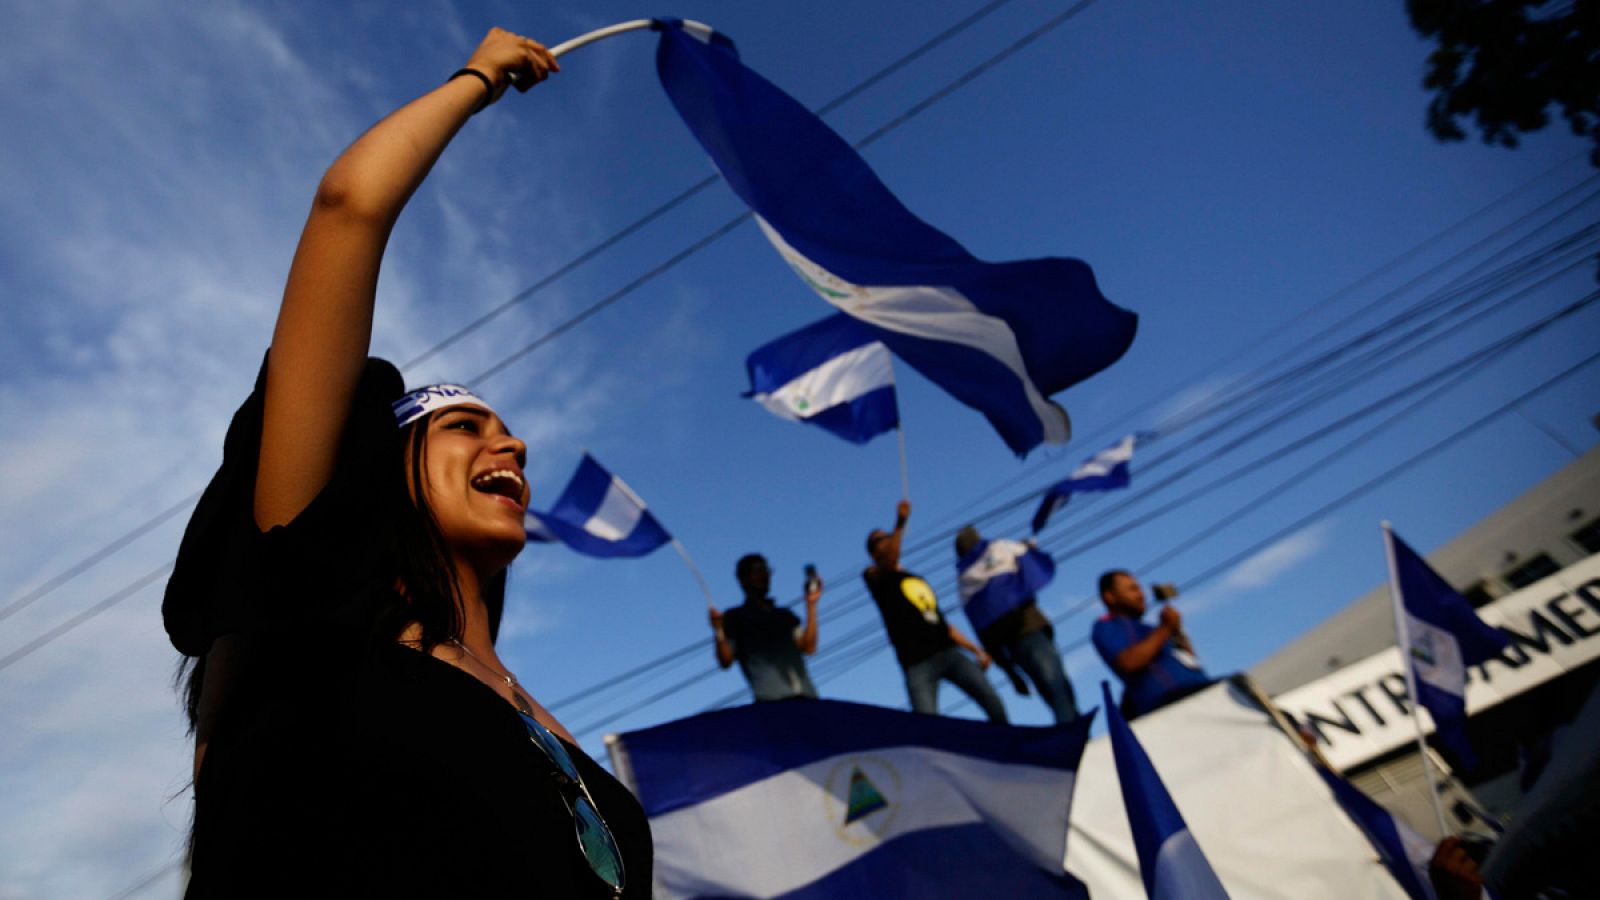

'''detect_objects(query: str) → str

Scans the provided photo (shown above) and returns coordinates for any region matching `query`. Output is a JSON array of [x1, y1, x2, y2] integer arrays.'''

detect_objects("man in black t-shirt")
[[710, 554, 820, 701], [863, 501, 1008, 722]]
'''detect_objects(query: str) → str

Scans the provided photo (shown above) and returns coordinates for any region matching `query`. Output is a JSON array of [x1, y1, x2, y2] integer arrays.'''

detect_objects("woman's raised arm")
[[254, 28, 557, 530]]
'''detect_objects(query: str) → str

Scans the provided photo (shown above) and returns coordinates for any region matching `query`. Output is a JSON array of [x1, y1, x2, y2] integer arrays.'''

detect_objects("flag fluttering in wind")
[[655, 20, 1137, 456], [612, 698, 1093, 898], [1032, 432, 1147, 533], [1101, 682, 1230, 900], [523, 454, 671, 558], [1384, 524, 1510, 768], [957, 538, 1057, 635], [744, 311, 899, 445]]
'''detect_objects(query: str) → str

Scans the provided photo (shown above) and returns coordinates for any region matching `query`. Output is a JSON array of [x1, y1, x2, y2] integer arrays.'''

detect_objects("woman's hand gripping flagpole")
[[505, 19, 715, 84]]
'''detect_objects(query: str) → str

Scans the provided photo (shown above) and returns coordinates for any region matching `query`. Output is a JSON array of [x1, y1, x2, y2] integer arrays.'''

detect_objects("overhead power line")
[[938, 339, 1600, 716], [467, 0, 1105, 386], [404, 0, 1033, 370], [0, 563, 173, 674], [0, 0, 1100, 665], [577, 287, 1600, 735], [564, 241, 1599, 731], [10, 140, 1589, 680]]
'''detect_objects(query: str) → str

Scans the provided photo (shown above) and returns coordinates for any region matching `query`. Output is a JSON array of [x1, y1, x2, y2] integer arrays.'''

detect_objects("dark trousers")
[[903, 647, 1008, 723], [1008, 629, 1080, 724]]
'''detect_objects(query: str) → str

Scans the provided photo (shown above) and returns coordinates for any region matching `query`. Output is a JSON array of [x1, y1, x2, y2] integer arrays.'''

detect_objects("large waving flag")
[[1101, 682, 1229, 900], [744, 312, 899, 444], [655, 20, 1137, 456], [612, 698, 1093, 898], [957, 538, 1057, 634], [1384, 524, 1510, 768], [523, 454, 671, 558], [1032, 432, 1147, 533]]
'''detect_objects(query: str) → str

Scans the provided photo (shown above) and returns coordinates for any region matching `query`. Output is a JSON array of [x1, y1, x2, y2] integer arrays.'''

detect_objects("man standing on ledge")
[[864, 501, 1008, 722], [1092, 569, 1212, 719], [711, 554, 820, 702], [956, 525, 1079, 723]]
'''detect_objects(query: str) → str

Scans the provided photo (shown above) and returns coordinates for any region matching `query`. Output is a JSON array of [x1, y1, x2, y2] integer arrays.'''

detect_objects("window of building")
[[1461, 581, 1496, 609], [1503, 553, 1561, 590], [1570, 518, 1600, 555]]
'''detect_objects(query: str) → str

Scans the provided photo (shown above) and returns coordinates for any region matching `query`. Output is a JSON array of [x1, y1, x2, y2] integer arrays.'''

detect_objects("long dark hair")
[[375, 408, 507, 649], [180, 407, 508, 734]]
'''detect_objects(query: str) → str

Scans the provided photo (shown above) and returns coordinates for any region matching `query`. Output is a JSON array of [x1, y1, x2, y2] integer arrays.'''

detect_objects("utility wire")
[[919, 163, 1597, 533], [106, 859, 181, 900], [0, 490, 198, 625], [0, 0, 1097, 667], [0, 563, 173, 674], [467, 0, 1104, 386], [9, 108, 1587, 662], [578, 292, 1599, 733], [561, 237, 1600, 729], [938, 337, 1600, 715], [933, 221, 1599, 562], [404, 0, 1031, 370]]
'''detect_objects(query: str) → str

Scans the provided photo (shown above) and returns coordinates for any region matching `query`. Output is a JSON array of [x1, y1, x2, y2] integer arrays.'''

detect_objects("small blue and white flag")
[[1032, 432, 1148, 533], [1384, 524, 1510, 768], [1317, 769, 1438, 900], [1102, 682, 1229, 900], [613, 698, 1093, 898], [655, 20, 1137, 457], [957, 539, 1057, 635], [744, 312, 899, 445], [523, 454, 671, 559]]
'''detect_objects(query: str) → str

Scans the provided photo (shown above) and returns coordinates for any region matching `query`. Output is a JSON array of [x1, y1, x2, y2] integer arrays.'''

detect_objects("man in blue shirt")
[[1091, 569, 1211, 719]]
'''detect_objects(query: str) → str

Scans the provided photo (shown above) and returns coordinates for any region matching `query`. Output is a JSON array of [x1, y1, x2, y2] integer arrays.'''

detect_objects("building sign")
[[1272, 554, 1600, 770]]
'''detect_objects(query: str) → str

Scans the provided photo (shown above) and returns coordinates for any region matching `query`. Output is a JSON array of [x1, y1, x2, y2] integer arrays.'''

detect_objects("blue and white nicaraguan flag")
[[1032, 432, 1147, 533], [523, 454, 671, 558], [1101, 682, 1229, 900], [744, 312, 899, 445], [1383, 524, 1510, 768], [654, 20, 1138, 457], [612, 699, 1093, 898], [957, 539, 1057, 635]]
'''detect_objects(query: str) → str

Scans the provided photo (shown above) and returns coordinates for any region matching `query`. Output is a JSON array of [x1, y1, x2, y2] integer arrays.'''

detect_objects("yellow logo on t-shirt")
[[901, 577, 940, 624]]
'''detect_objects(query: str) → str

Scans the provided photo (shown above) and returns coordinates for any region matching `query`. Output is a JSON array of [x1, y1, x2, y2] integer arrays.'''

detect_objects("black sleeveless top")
[[164, 356, 652, 898]]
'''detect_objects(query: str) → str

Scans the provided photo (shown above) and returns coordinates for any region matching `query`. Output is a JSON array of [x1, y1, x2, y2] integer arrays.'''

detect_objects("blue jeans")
[[1008, 629, 1079, 724], [904, 647, 1008, 723]]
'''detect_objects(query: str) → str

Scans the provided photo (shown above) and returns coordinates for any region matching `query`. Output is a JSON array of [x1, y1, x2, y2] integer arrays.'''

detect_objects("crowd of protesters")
[[708, 499, 1213, 724]]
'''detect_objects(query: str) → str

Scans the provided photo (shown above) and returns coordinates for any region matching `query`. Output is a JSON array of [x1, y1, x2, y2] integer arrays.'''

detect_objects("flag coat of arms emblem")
[[1383, 524, 1510, 767], [744, 312, 900, 445], [611, 699, 1092, 898]]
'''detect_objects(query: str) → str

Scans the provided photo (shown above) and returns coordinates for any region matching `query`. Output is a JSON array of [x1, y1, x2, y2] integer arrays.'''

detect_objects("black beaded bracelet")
[[449, 67, 495, 114]]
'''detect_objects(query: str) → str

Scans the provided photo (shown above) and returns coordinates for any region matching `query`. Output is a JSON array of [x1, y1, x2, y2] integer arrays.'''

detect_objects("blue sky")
[[1, 1, 1595, 896]]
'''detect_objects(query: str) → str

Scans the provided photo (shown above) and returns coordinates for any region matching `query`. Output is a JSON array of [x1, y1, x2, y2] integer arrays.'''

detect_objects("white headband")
[[391, 384, 496, 428]]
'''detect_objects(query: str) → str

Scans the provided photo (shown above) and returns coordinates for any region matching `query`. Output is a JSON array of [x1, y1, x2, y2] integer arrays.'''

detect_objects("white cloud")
[[1150, 374, 1238, 434], [1183, 521, 1334, 617], [0, 3, 682, 897]]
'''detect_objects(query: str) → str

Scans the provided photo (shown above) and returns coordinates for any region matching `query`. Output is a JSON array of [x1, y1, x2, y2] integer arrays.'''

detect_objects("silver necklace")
[[450, 639, 533, 715]]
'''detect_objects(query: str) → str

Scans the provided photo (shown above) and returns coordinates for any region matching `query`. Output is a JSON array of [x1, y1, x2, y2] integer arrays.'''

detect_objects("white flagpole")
[[886, 356, 910, 500], [543, 19, 715, 60], [670, 537, 718, 609], [895, 424, 911, 501], [1382, 521, 1452, 838]]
